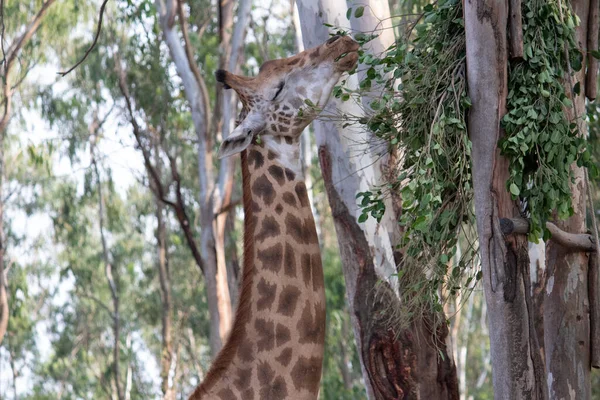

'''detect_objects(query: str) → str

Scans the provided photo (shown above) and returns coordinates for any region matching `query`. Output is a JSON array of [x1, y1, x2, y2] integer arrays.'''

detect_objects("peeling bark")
[[543, 2, 591, 397]]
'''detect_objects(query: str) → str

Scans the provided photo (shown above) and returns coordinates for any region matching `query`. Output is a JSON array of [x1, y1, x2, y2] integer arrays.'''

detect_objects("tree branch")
[[501, 217, 597, 252], [0, 0, 57, 135], [176, 0, 212, 138], [57, 0, 110, 77], [114, 54, 206, 275]]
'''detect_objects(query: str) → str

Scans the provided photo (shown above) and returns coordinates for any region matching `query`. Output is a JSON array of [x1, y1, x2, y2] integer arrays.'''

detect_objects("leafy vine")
[[501, 0, 593, 240]]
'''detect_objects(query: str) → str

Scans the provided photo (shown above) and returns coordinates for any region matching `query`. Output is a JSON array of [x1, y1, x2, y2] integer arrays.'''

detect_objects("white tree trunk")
[[154, 0, 229, 356]]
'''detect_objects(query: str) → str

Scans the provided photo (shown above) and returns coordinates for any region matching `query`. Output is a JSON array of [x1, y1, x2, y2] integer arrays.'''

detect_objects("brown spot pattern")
[[267, 150, 278, 160], [276, 348, 293, 367], [295, 183, 310, 208], [257, 361, 275, 386], [277, 285, 301, 317], [284, 242, 296, 277], [255, 318, 275, 352], [252, 175, 275, 206], [237, 339, 254, 362], [285, 168, 296, 181], [268, 165, 285, 185], [297, 301, 325, 344], [257, 277, 277, 311], [275, 204, 283, 214], [260, 376, 288, 399], [282, 192, 297, 206], [258, 243, 283, 273], [217, 388, 238, 400], [285, 213, 305, 243], [257, 362, 288, 399], [276, 323, 292, 346], [301, 253, 312, 287], [311, 253, 324, 290], [304, 217, 319, 244], [234, 367, 252, 391], [248, 149, 264, 169], [290, 356, 323, 395], [256, 215, 280, 242]]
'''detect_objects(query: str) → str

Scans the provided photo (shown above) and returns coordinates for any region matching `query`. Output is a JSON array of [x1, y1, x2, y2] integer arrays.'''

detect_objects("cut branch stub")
[[499, 217, 529, 235], [500, 217, 597, 253]]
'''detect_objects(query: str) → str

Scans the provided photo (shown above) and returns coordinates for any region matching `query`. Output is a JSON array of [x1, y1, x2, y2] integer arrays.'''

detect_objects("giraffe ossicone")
[[189, 35, 359, 400]]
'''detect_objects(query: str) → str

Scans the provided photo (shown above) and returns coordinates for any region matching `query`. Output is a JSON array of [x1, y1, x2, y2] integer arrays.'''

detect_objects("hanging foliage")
[[501, 0, 594, 240]]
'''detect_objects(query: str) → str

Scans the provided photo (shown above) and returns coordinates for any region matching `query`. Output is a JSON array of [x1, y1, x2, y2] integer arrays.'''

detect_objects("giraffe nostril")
[[326, 35, 341, 45]]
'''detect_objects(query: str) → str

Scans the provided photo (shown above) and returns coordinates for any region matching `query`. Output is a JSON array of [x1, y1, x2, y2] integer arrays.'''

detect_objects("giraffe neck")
[[191, 142, 325, 400]]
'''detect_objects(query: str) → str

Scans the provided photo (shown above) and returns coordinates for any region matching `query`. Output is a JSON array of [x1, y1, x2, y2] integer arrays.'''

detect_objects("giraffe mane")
[[191, 150, 256, 396]]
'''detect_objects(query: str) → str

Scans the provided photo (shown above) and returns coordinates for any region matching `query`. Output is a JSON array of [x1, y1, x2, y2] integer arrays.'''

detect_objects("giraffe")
[[188, 35, 359, 400]]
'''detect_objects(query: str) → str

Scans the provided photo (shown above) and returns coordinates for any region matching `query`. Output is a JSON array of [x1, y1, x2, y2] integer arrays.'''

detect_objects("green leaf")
[[354, 6, 364, 18], [509, 183, 520, 196], [346, 7, 352, 20], [358, 213, 368, 223]]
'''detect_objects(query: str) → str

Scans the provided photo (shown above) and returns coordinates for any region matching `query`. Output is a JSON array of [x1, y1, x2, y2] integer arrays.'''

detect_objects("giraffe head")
[[216, 35, 359, 159]]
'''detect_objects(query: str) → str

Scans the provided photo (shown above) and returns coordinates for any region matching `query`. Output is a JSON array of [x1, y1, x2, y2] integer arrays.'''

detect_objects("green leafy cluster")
[[501, 0, 592, 240], [352, 0, 478, 321]]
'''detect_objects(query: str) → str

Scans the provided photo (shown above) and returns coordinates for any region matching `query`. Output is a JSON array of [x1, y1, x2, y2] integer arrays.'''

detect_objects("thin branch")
[[114, 54, 206, 275], [176, 0, 212, 136], [57, 0, 110, 77], [0, 0, 57, 135]]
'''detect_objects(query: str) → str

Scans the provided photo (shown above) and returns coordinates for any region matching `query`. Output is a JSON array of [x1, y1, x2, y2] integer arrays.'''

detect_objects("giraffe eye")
[[272, 81, 285, 100]]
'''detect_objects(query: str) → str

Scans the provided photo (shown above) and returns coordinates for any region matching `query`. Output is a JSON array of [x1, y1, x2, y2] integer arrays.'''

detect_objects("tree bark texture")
[[464, 0, 546, 398], [155, 0, 231, 356], [543, 0, 591, 397], [296, 1, 458, 399]]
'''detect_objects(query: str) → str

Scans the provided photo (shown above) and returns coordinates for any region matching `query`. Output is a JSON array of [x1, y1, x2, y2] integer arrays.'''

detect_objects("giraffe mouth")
[[335, 50, 359, 71]]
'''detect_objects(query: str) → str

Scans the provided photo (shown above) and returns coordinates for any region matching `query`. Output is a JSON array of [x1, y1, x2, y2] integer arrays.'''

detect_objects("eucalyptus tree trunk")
[[464, 1, 545, 398], [466, 0, 596, 398], [154, 0, 230, 355], [543, 0, 591, 396], [215, 0, 252, 309], [296, 1, 458, 398]]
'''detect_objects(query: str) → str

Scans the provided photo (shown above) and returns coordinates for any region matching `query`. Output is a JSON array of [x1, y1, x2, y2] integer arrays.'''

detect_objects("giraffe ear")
[[215, 69, 232, 90], [215, 69, 254, 93]]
